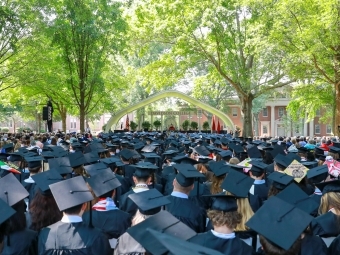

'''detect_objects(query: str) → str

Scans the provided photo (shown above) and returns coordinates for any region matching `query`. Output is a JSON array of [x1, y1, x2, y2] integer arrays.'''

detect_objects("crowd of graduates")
[[0, 130, 340, 255]]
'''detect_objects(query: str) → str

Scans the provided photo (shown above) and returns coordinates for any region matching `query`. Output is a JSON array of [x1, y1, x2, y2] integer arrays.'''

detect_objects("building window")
[[278, 107, 284, 117], [262, 108, 268, 117], [315, 124, 320, 134], [232, 108, 238, 117], [326, 124, 332, 134], [315, 109, 320, 117], [263, 126, 268, 134], [9, 121, 12, 128], [70, 119, 76, 129]]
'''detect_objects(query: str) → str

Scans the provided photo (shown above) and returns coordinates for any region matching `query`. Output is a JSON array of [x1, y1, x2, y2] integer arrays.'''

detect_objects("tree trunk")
[[335, 82, 340, 136], [79, 107, 85, 133], [241, 94, 254, 137], [253, 113, 259, 136], [38, 113, 41, 133], [60, 109, 67, 132]]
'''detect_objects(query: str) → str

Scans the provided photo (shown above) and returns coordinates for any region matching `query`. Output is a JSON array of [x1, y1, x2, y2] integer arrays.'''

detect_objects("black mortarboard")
[[142, 152, 161, 159], [194, 146, 210, 157], [301, 161, 318, 169], [69, 151, 86, 168], [228, 164, 245, 172], [0, 173, 29, 206], [141, 228, 224, 255], [172, 155, 198, 165], [207, 194, 238, 212], [210, 163, 231, 177], [318, 155, 326, 161], [2, 143, 14, 151], [276, 182, 319, 214], [315, 147, 326, 155], [246, 196, 313, 251], [48, 157, 72, 175], [267, 171, 294, 190], [162, 150, 178, 157], [247, 146, 262, 159], [134, 164, 157, 178], [316, 180, 340, 195], [87, 168, 121, 197], [8, 152, 23, 162], [274, 154, 291, 168], [84, 162, 108, 176], [31, 170, 64, 196], [217, 150, 233, 159], [297, 147, 309, 154], [269, 146, 285, 158], [120, 149, 134, 160], [249, 161, 268, 174], [83, 152, 100, 165], [229, 144, 244, 154], [174, 164, 204, 187], [0, 198, 15, 224], [286, 153, 301, 162], [221, 169, 254, 198], [25, 156, 43, 168], [127, 210, 196, 245], [128, 189, 170, 215], [329, 146, 340, 154], [307, 165, 328, 183], [49, 176, 93, 211]]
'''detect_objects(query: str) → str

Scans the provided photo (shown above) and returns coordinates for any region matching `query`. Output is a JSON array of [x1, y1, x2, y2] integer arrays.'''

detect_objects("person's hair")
[[132, 210, 152, 226], [73, 166, 87, 177], [328, 152, 339, 160], [229, 157, 240, 165], [196, 163, 208, 174], [13, 140, 21, 151], [29, 190, 62, 231], [207, 209, 241, 229], [260, 235, 301, 255], [173, 179, 193, 194], [249, 170, 264, 178], [28, 166, 41, 174], [7, 200, 26, 234], [319, 192, 340, 215], [64, 204, 83, 215], [215, 154, 222, 162], [225, 192, 254, 231], [135, 175, 150, 183], [306, 152, 315, 161], [210, 174, 225, 194], [268, 185, 281, 198], [51, 138, 57, 145]]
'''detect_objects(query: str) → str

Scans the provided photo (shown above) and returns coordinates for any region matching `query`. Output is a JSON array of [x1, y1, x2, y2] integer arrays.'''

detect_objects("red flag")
[[217, 119, 221, 134], [211, 115, 216, 132], [125, 115, 130, 130]]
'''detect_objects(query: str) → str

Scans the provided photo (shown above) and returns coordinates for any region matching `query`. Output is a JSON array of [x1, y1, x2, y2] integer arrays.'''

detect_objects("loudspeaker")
[[42, 107, 48, 120]]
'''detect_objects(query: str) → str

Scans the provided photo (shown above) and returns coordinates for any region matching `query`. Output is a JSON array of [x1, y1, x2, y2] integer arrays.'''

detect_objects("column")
[[309, 119, 314, 137], [303, 113, 307, 136], [161, 114, 163, 131], [270, 106, 275, 137]]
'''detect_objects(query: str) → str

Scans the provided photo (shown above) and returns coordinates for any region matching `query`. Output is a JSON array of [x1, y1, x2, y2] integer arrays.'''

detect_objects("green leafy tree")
[[130, 120, 138, 131], [202, 121, 210, 131], [182, 120, 190, 131], [153, 119, 161, 130], [190, 121, 198, 130], [141, 121, 151, 131]]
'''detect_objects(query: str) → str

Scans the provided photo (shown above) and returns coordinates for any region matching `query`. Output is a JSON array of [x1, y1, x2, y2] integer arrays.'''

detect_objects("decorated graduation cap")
[[307, 165, 328, 183], [315, 180, 340, 195], [120, 149, 134, 160], [207, 194, 238, 212], [84, 162, 108, 176], [127, 210, 196, 245], [246, 196, 313, 251], [174, 164, 204, 187], [49, 176, 93, 211], [284, 160, 308, 183], [0, 198, 16, 225], [276, 182, 319, 215], [83, 152, 100, 165], [0, 173, 29, 206], [69, 151, 86, 168], [25, 156, 43, 168], [31, 170, 64, 196], [141, 228, 224, 255], [87, 168, 121, 197], [268, 171, 294, 190], [249, 161, 268, 174], [221, 169, 254, 198], [128, 189, 170, 215], [142, 145, 156, 153], [247, 146, 262, 159]]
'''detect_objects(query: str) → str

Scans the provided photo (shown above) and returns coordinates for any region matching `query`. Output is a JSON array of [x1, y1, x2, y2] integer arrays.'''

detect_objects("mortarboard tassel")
[[89, 201, 93, 228]]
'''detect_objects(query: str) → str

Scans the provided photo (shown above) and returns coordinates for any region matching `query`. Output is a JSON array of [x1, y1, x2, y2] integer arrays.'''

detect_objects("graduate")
[[188, 194, 253, 255], [22, 156, 44, 203], [84, 168, 131, 248], [38, 176, 111, 255]]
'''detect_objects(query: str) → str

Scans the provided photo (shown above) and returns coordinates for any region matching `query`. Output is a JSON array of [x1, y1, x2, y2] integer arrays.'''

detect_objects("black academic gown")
[[189, 181, 211, 210], [189, 231, 254, 255], [165, 195, 206, 233], [249, 183, 269, 212], [22, 179, 38, 203], [328, 235, 340, 254], [82, 209, 131, 239], [1, 229, 37, 255], [38, 221, 111, 255], [311, 212, 340, 237], [119, 187, 149, 217], [310, 193, 322, 217], [301, 233, 327, 255]]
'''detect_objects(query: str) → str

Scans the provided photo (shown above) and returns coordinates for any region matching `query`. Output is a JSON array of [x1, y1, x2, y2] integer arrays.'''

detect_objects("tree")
[[153, 119, 161, 130], [130, 120, 138, 131], [202, 121, 210, 131], [141, 121, 151, 131], [190, 121, 198, 130], [129, 0, 295, 136], [182, 120, 190, 131]]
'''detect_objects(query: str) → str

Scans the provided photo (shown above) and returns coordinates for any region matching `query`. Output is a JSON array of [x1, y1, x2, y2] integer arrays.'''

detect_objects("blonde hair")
[[225, 191, 254, 231], [210, 175, 225, 194], [229, 157, 240, 165], [207, 209, 241, 229], [132, 210, 152, 226], [319, 192, 340, 215], [328, 152, 339, 160]]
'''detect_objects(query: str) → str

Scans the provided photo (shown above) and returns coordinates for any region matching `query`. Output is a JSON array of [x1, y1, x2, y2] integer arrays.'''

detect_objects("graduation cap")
[[48, 157, 72, 175], [128, 189, 170, 215], [249, 161, 268, 174], [2, 143, 14, 151], [120, 149, 134, 160], [41, 151, 57, 159], [174, 164, 204, 187], [246, 196, 313, 251], [25, 155, 43, 168], [221, 169, 254, 198], [307, 165, 328, 183], [206, 194, 238, 212], [194, 146, 210, 157], [228, 163, 245, 173], [0, 173, 29, 206], [267, 172, 294, 190], [284, 160, 308, 183], [31, 170, 64, 196], [8, 152, 23, 162], [297, 147, 310, 154], [83, 152, 100, 165], [274, 154, 291, 169], [228, 144, 244, 154], [142, 153, 161, 159], [217, 150, 233, 159], [301, 161, 318, 169], [134, 164, 158, 178], [69, 151, 86, 168], [247, 146, 262, 159], [140, 228, 224, 255], [0, 198, 16, 225], [172, 155, 198, 165], [315, 180, 340, 195], [210, 163, 231, 177], [329, 146, 340, 154], [127, 210, 196, 245], [83, 162, 108, 176], [142, 145, 156, 153], [49, 176, 93, 211], [314, 147, 326, 156], [87, 168, 121, 197], [276, 182, 319, 215]]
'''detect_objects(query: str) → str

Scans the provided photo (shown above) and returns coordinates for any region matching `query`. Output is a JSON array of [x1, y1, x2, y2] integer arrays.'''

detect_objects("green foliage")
[[1, 128, 9, 132], [153, 119, 161, 130], [141, 121, 151, 130], [202, 121, 210, 130], [181, 120, 190, 131], [190, 121, 198, 130], [130, 120, 138, 131]]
